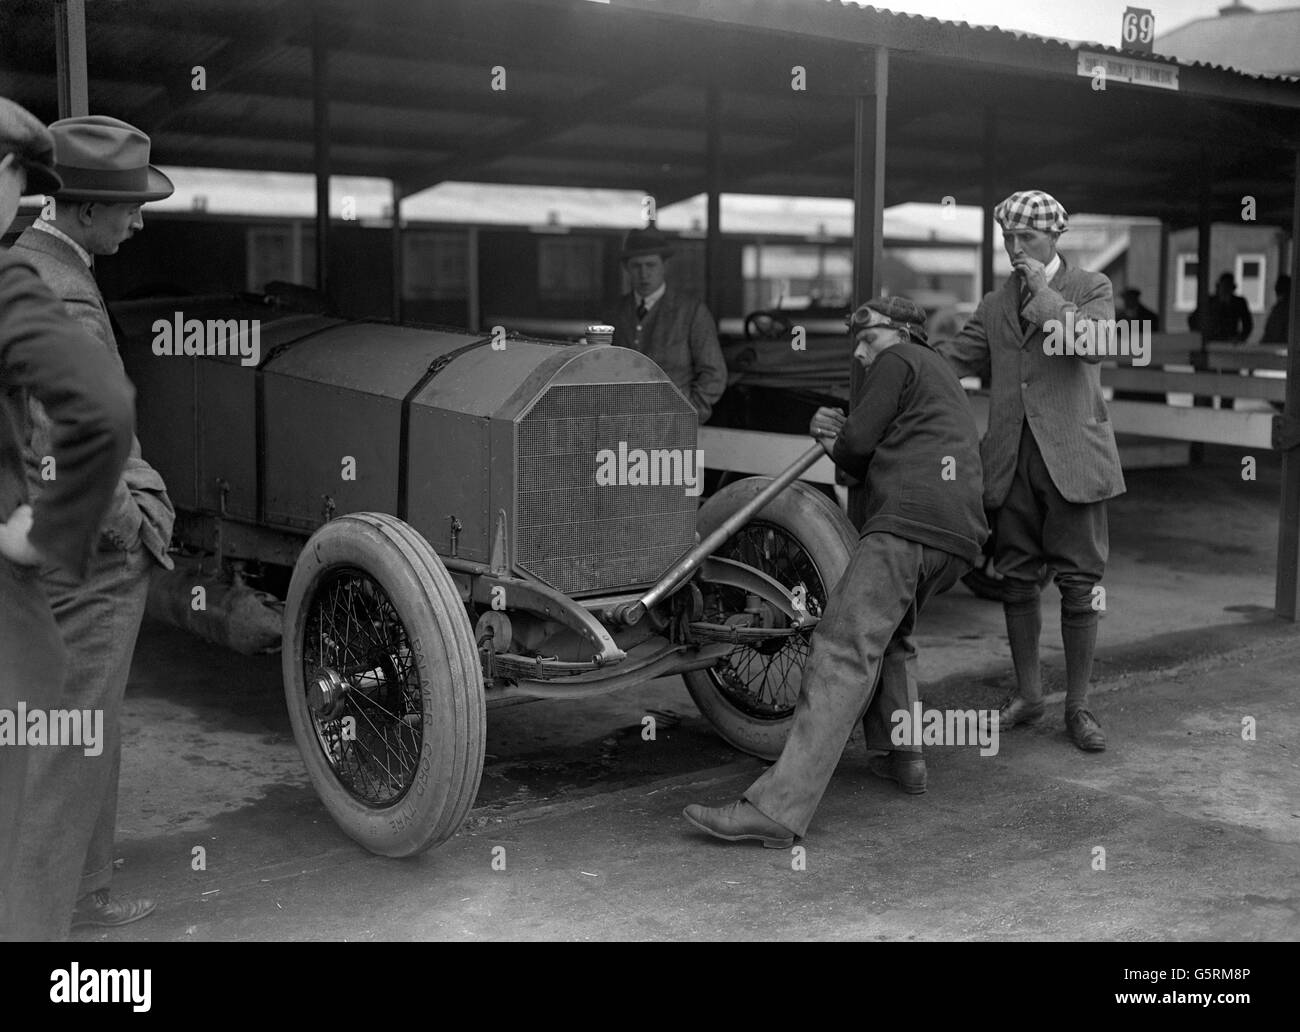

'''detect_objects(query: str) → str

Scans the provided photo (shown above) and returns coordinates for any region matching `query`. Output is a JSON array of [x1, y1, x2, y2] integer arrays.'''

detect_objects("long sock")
[[1003, 601, 1042, 703], [1061, 617, 1098, 713]]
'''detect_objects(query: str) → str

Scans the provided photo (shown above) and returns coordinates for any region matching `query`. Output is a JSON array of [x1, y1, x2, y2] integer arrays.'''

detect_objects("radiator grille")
[[515, 382, 699, 594]]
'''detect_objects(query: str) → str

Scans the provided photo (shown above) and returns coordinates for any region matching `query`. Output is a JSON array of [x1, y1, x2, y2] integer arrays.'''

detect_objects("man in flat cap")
[[10, 115, 176, 933], [0, 97, 134, 940], [608, 226, 727, 423], [934, 189, 1124, 752], [682, 297, 987, 845]]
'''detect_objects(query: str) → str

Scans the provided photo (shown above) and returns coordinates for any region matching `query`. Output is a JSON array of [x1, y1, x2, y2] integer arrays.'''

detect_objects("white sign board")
[[1077, 51, 1179, 91]]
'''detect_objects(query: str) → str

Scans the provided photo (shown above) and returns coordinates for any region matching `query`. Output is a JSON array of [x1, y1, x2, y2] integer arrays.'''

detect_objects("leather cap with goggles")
[[846, 296, 929, 346]]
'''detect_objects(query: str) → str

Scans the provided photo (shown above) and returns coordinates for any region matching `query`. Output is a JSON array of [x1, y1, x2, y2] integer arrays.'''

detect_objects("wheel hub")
[[308, 666, 349, 720]]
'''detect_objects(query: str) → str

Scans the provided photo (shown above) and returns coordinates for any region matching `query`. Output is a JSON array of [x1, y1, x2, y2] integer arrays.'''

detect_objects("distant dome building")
[[1154, 2, 1300, 78]]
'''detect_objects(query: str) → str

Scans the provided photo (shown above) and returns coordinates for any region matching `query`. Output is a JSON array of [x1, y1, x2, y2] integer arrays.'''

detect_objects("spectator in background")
[[1115, 287, 1159, 331], [1112, 288, 1163, 403], [1262, 274, 1291, 344], [0, 96, 134, 941], [1189, 272, 1252, 342], [608, 226, 727, 423]]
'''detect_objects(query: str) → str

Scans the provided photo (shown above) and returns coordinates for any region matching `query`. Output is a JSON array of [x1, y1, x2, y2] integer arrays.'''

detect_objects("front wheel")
[[282, 512, 485, 857], [683, 479, 857, 759]]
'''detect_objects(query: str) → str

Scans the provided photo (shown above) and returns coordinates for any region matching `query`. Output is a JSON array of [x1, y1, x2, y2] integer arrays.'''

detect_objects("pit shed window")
[[1175, 255, 1199, 311], [1235, 254, 1267, 311]]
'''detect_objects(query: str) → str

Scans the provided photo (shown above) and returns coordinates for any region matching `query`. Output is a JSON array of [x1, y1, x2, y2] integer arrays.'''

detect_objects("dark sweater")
[[831, 340, 988, 563]]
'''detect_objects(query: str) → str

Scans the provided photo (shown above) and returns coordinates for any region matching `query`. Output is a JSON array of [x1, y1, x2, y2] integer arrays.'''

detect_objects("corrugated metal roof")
[[756, 1, 1300, 84], [2, 0, 1298, 224]]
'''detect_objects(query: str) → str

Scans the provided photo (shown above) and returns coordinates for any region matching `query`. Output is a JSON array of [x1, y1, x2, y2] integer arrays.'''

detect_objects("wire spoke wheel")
[[685, 479, 856, 759], [705, 522, 822, 720], [283, 513, 485, 857], [304, 569, 423, 806]]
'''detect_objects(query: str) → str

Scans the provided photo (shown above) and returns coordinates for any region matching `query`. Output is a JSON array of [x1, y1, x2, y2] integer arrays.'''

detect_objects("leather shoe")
[[867, 751, 927, 794], [682, 800, 795, 848], [71, 889, 156, 929], [1066, 708, 1106, 751], [999, 696, 1045, 729]]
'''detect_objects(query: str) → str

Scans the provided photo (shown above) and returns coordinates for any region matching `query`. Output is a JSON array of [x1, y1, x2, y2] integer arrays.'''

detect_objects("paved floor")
[[72, 445, 1300, 940]]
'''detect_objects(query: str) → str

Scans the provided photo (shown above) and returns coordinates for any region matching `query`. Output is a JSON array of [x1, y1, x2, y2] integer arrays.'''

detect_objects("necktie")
[[1018, 277, 1032, 335], [636, 300, 648, 322]]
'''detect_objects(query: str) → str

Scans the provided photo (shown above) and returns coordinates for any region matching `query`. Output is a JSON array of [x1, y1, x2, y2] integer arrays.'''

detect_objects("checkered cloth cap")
[[848, 296, 929, 346], [994, 190, 1069, 234]]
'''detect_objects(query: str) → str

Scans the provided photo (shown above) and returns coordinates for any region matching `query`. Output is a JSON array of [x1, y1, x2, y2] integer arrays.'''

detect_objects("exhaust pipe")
[[612, 442, 826, 626]]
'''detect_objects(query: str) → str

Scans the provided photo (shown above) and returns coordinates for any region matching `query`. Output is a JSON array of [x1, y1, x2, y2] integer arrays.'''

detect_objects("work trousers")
[[7, 542, 151, 940], [745, 532, 968, 837]]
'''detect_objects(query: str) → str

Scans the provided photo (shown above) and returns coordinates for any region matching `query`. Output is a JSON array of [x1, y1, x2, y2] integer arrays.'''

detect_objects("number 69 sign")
[[1122, 7, 1155, 55]]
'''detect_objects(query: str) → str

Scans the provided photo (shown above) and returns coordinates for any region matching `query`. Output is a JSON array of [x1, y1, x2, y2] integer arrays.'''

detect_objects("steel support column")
[[1156, 220, 1170, 328], [980, 107, 997, 297], [390, 182, 403, 324], [851, 47, 887, 309], [705, 83, 723, 318], [53, 0, 89, 119], [1274, 150, 1300, 620], [311, 12, 330, 297], [848, 47, 888, 530], [1190, 148, 1214, 463], [467, 227, 480, 332]]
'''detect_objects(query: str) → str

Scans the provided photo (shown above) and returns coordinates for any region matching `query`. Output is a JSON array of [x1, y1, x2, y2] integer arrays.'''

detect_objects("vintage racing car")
[[114, 296, 857, 858]]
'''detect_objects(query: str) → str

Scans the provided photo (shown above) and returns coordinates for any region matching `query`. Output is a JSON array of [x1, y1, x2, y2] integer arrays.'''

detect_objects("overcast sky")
[[850, 0, 1296, 44]]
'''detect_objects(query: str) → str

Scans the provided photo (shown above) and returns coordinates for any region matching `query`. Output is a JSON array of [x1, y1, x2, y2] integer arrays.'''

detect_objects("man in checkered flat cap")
[[935, 189, 1124, 752], [683, 297, 988, 846]]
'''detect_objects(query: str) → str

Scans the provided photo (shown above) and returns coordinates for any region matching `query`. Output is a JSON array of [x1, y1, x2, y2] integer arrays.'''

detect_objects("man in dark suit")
[[608, 226, 727, 423], [935, 190, 1125, 752], [681, 297, 987, 846], [0, 97, 134, 940], [1189, 272, 1253, 342], [10, 115, 175, 934], [1262, 275, 1291, 344], [1116, 287, 1159, 331]]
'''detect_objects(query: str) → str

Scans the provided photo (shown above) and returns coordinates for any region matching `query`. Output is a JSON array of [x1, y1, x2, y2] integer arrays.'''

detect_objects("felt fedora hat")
[[621, 226, 675, 260], [0, 97, 62, 196], [49, 115, 173, 202]]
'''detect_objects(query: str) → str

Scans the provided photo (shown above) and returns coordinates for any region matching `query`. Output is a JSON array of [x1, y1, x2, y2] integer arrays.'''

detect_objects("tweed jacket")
[[935, 254, 1126, 507], [0, 249, 133, 577], [609, 288, 727, 423], [12, 226, 175, 568]]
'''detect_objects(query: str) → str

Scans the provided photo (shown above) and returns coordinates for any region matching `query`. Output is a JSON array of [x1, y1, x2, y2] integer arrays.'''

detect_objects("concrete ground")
[[77, 445, 1299, 940]]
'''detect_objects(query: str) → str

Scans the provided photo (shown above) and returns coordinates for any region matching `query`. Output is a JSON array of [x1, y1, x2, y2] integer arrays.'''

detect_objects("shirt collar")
[[637, 282, 667, 310], [32, 218, 93, 268], [1044, 252, 1062, 282]]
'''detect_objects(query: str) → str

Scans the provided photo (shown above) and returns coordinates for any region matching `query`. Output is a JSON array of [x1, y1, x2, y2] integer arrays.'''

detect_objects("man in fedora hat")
[[10, 115, 176, 933], [608, 226, 727, 423], [683, 297, 987, 846], [0, 97, 135, 939], [934, 189, 1124, 753]]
